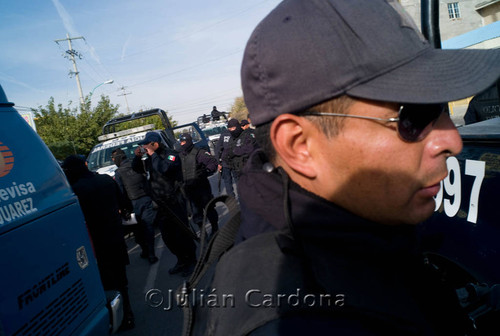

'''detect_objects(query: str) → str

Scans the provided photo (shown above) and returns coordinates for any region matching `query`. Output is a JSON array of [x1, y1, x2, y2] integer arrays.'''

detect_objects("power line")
[[114, 0, 270, 63], [169, 92, 238, 111], [80, 38, 121, 91], [128, 49, 242, 88]]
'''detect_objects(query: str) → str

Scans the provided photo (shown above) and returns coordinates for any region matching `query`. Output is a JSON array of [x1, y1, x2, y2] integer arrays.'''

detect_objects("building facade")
[[399, 1, 499, 123], [401, 0, 499, 44]]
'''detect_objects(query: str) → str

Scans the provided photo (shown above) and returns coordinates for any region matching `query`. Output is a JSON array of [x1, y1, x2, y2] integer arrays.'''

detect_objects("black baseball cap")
[[241, 0, 500, 126], [138, 131, 162, 145], [228, 119, 240, 128], [180, 133, 192, 142]]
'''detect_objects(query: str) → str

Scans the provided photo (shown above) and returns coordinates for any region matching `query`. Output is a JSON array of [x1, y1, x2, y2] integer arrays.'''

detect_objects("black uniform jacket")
[[194, 150, 469, 336]]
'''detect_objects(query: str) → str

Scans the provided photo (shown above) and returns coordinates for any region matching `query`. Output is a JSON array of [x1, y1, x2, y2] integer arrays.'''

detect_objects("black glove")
[[121, 210, 132, 221]]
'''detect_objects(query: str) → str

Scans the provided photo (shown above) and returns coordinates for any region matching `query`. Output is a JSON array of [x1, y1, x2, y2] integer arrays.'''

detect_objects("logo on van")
[[0, 142, 14, 177]]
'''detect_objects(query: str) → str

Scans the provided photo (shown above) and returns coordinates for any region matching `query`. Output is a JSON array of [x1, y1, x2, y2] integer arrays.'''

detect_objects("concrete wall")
[[401, 0, 499, 41], [477, 1, 500, 25]]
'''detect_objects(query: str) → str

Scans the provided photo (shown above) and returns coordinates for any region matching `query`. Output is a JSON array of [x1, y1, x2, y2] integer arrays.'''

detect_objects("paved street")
[[119, 173, 231, 336]]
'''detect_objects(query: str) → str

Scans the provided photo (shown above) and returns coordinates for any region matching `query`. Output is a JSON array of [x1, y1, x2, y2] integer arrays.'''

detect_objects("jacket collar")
[[238, 149, 418, 257]]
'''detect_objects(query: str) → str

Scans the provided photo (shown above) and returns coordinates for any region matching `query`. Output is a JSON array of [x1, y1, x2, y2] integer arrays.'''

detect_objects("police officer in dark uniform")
[[464, 80, 500, 125], [215, 126, 236, 196], [211, 106, 221, 121], [179, 133, 219, 233], [240, 119, 252, 131], [132, 132, 197, 277], [112, 148, 159, 264], [224, 118, 258, 180]]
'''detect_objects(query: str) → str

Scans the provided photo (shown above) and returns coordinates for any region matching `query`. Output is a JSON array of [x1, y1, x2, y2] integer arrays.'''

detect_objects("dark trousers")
[[99, 263, 133, 320], [156, 193, 197, 264], [221, 166, 237, 197], [132, 196, 157, 257], [187, 187, 219, 232]]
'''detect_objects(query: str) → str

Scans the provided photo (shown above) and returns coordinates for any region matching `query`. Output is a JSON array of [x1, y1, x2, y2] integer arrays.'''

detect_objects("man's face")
[[141, 142, 159, 156], [312, 99, 463, 225], [228, 126, 236, 132]]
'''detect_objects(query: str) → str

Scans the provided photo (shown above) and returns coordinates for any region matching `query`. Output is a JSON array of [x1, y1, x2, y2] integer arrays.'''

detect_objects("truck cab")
[[0, 84, 122, 335], [86, 109, 210, 176]]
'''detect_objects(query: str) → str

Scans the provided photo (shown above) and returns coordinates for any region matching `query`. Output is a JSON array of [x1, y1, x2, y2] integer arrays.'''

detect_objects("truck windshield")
[[203, 126, 227, 137], [87, 142, 141, 172]]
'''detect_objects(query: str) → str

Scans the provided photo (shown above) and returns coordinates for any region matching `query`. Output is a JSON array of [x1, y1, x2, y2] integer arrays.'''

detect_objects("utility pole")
[[55, 34, 85, 106], [118, 87, 132, 114]]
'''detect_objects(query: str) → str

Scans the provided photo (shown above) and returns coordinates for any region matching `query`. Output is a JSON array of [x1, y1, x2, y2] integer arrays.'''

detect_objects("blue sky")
[[1, 0, 282, 124]]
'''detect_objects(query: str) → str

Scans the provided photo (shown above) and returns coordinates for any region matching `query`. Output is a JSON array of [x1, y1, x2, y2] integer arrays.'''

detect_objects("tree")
[[34, 95, 118, 159], [34, 97, 79, 159], [75, 95, 118, 154], [230, 96, 248, 121], [34, 96, 179, 160]]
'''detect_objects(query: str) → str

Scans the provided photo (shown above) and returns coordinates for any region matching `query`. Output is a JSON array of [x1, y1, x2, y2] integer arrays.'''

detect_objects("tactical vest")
[[116, 159, 147, 200], [230, 132, 252, 172], [181, 148, 203, 186]]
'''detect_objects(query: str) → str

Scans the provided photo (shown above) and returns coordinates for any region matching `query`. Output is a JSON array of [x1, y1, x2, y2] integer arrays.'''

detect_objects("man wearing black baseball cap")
[[190, 0, 500, 334], [133, 131, 197, 277]]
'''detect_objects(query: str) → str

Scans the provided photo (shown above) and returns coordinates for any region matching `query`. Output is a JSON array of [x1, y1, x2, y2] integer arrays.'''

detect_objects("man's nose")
[[428, 112, 463, 157]]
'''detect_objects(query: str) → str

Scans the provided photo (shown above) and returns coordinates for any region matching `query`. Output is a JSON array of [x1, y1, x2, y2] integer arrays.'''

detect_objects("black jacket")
[[194, 150, 469, 335], [464, 81, 500, 125], [115, 157, 148, 201], [215, 129, 232, 168], [223, 129, 258, 173], [180, 146, 217, 186], [71, 172, 129, 267], [132, 145, 182, 205]]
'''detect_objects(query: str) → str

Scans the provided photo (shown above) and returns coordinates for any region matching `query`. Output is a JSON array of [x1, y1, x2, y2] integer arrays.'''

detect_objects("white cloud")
[[51, 0, 79, 37], [121, 36, 131, 62], [51, 0, 101, 64]]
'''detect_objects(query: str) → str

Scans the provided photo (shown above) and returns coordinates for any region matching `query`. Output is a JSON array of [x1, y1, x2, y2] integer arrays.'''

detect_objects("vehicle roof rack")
[[102, 108, 172, 134], [97, 124, 156, 142]]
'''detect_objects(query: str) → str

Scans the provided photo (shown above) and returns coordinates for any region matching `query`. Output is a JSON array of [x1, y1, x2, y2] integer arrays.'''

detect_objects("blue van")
[[0, 84, 122, 335]]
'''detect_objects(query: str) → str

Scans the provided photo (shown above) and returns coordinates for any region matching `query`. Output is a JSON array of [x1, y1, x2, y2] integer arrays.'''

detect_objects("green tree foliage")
[[34, 95, 178, 160], [230, 96, 248, 121], [34, 96, 117, 159]]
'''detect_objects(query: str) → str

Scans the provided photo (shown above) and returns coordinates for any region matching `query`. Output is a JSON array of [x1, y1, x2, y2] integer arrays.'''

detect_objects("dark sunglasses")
[[303, 103, 446, 142]]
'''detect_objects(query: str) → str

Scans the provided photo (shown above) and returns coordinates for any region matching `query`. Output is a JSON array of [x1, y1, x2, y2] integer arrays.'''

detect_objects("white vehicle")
[[197, 114, 228, 153], [202, 123, 227, 141], [87, 124, 158, 176], [87, 109, 181, 176]]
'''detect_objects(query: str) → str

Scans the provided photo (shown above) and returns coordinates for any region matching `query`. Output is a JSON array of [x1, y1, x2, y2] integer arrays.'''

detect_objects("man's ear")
[[270, 114, 317, 178]]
